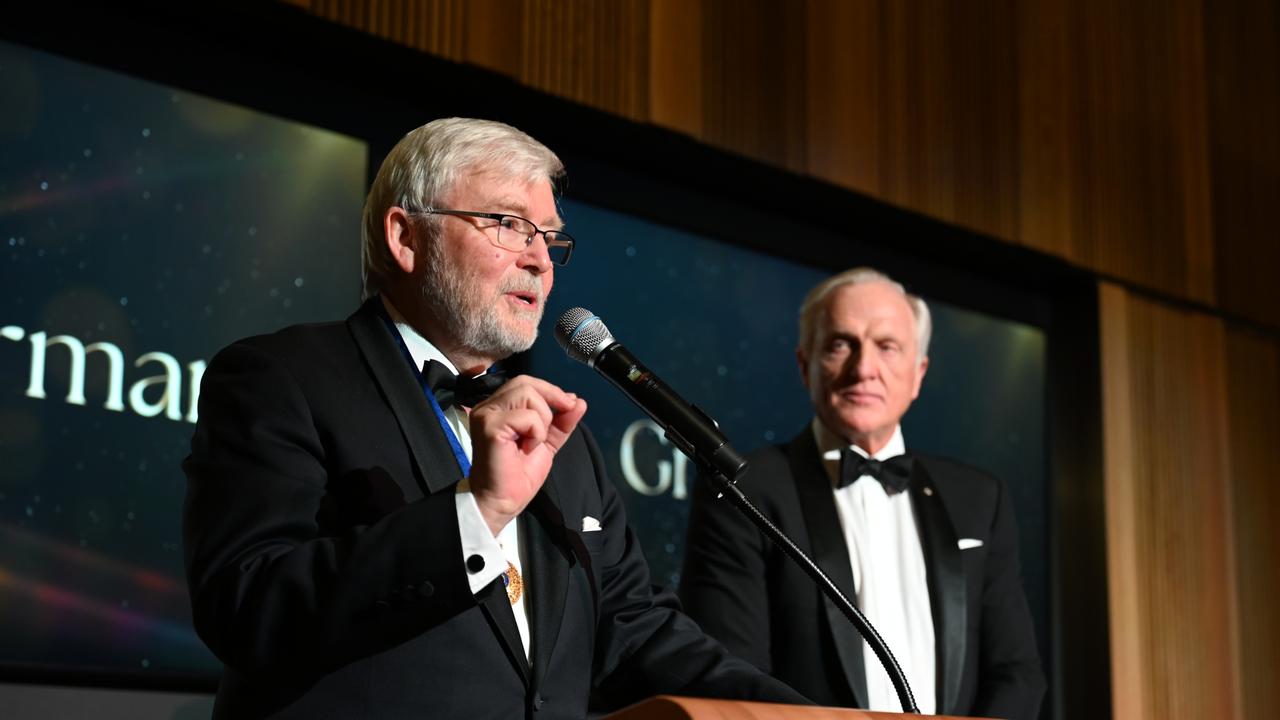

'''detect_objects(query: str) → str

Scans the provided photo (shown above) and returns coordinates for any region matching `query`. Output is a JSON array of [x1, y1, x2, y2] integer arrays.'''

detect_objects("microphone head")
[[555, 307, 616, 365]]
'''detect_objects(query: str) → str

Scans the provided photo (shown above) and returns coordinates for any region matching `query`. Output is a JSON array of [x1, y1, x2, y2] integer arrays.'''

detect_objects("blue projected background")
[[0, 40, 367, 677]]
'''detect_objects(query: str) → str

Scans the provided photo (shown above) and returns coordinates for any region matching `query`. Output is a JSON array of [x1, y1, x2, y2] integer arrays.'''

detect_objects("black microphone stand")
[[700, 463, 921, 715]]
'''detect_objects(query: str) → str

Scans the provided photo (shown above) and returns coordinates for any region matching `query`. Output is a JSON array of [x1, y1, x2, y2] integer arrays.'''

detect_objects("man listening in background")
[[681, 267, 1045, 720]]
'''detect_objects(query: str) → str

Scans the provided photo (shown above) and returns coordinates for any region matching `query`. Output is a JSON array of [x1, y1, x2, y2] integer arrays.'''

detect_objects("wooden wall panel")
[[1224, 327, 1280, 720], [698, 0, 807, 171], [875, 0, 1022, 242], [277, 0, 1277, 331], [302, 0, 651, 120], [802, 0, 881, 194], [1205, 0, 1280, 330], [1100, 283, 1242, 720], [1016, 0, 1080, 263], [649, 0, 704, 138], [463, 0, 526, 79], [1019, 0, 1215, 306], [513, 0, 649, 121]]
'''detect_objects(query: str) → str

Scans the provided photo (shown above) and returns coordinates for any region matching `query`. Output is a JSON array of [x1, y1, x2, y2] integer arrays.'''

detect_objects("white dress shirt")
[[813, 419, 936, 714], [383, 297, 531, 659]]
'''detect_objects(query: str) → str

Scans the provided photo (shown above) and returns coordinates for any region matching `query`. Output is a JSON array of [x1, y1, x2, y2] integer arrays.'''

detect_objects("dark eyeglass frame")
[[412, 207, 575, 266]]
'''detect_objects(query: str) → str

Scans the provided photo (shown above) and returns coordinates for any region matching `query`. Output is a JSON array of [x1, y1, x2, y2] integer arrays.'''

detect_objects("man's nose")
[[518, 233, 553, 273], [850, 343, 877, 379]]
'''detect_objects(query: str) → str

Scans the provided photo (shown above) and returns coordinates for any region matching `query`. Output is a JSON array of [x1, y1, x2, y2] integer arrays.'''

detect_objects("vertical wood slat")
[[1205, 0, 1280, 330], [499, 0, 650, 121], [1224, 327, 1280, 720], [865, 0, 1023, 243], [464, 0, 525, 79], [1168, 0, 1214, 306], [697, 0, 806, 171], [950, 0, 1021, 242], [803, 0, 880, 194], [1016, 0, 1079, 262], [1099, 283, 1148, 720], [649, 0, 704, 139], [1100, 282, 1243, 720]]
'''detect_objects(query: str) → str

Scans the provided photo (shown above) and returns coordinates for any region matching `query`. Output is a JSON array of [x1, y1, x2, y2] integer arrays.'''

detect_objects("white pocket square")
[[958, 538, 984, 550], [582, 516, 602, 532]]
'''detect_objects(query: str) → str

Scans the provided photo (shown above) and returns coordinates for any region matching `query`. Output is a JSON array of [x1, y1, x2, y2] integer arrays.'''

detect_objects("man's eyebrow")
[[478, 194, 563, 229], [479, 195, 530, 216], [826, 331, 860, 344]]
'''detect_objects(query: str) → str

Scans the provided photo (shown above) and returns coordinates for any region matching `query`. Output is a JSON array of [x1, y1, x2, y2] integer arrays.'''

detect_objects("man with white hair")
[[183, 117, 807, 719], [681, 267, 1045, 720]]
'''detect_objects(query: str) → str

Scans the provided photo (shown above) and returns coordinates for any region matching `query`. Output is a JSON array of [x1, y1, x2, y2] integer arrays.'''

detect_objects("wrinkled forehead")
[[448, 164, 543, 199], [461, 152, 554, 187]]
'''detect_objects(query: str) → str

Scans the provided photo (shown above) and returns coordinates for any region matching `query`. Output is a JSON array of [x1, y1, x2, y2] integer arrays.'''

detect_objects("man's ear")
[[383, 207, 416, 274], [910, 356, 929, 400]]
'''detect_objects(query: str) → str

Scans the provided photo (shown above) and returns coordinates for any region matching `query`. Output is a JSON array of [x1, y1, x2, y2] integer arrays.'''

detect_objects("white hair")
[[797, 266, 932, 362], [360, 117, 564, 299]]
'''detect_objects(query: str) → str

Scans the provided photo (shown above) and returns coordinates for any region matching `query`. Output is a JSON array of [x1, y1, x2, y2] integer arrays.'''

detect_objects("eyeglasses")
[[413, 208, 575, 266]]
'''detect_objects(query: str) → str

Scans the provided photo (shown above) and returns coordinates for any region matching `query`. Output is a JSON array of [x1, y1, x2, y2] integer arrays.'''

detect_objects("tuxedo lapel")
[[347, 298, 463, 495], [788, 431, 868, 707], [909, 460, 966, 714], [477, 573, 531, 684], [525, 477, 574, 687]]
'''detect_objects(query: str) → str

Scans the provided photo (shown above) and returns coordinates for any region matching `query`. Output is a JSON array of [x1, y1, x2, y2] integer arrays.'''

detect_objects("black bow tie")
[[838, 448, 913, 495], [422, 359, 507, 410]]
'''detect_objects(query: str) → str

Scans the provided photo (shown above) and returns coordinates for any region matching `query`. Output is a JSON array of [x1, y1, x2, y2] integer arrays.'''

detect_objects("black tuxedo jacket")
[[679, 428, 1045, 720], [182, 299, 806, 719]]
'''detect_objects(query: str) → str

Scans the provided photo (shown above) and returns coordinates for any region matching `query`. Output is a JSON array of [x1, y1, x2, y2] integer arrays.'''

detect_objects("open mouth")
[[508, 291, 539, 308]]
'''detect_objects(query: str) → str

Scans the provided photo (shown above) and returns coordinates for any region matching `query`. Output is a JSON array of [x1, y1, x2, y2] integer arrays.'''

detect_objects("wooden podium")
[[604, 695, 986, 720]]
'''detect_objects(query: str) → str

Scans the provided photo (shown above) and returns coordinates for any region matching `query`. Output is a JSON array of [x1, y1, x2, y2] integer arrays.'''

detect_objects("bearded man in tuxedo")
[[183, 117, 807, 719]]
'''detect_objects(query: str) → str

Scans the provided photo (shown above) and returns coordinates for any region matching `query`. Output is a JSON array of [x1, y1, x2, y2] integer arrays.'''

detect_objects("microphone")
[[554, 308, 747, 482]]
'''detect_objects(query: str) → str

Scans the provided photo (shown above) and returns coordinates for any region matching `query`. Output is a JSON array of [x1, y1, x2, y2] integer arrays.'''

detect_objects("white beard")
[[419, 238, 545, 360]]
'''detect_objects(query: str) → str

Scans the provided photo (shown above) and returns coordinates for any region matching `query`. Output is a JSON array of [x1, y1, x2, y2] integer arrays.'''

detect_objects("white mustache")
[[499, 277, 544, 306]]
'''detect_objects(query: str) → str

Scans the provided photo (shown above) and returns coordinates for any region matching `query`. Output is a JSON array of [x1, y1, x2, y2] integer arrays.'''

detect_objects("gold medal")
[[503, 562, 523, 605]]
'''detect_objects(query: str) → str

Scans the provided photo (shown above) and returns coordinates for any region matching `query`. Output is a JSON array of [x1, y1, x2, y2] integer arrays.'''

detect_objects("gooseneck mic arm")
[[554, 307, 920, 714], [702, 470, 920, 714]]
